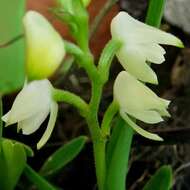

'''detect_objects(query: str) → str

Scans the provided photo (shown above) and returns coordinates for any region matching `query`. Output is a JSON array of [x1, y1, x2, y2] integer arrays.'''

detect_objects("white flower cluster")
[[111, 12, 183, 140]]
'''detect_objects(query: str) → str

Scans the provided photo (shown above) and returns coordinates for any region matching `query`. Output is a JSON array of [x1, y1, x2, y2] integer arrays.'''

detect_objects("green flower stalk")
[[24, 11, 65, 80], [2, 80, 58, 149], [111, 12, 183, 84]]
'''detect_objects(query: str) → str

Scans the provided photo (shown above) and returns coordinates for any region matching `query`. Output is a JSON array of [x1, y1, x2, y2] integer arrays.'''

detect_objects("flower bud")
[[23, 11, 65, 80]]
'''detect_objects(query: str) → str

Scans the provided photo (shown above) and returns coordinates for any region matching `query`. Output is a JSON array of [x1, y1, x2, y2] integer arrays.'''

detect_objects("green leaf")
[[105, 117, 133, 190], [145, 0, 166, 27], [40, 136, 87, 176], [143, 166, 172, 190], [0, 0, 25, 94], [0, 139, 26, 190], [4, 138, 34, 157], [24, 165, 57, 190]]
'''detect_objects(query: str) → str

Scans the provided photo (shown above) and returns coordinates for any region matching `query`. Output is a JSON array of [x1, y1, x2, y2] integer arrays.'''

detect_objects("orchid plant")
[[0, 0, 184, 190]]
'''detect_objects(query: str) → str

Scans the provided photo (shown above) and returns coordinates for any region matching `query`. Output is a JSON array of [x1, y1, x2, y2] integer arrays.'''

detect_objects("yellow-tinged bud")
[[23, 11, 65, 80]]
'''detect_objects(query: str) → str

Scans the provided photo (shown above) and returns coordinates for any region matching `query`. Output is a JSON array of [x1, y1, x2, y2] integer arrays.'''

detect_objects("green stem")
[[64, 40, 99, 81], [93, 139, 106, 190], [101, 101, 119, 137], [70, 5, 107, 187], [24, 165, 57, 190], [87, 24, 121, 190], [89, 82, 103, 120], [88, 81, 106, 190], [145, 0, 166, 27], [83, 54, 100, 82], [53, 88, 89, 117], [64, 40, 84, 57]]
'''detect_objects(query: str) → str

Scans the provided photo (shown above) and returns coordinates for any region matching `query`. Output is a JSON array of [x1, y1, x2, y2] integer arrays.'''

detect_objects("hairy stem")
[[87, 80, 106, 190]]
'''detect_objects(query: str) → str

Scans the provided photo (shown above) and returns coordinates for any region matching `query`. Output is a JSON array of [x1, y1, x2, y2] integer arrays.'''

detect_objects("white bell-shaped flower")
[[114, 71, 171, 141], [23, 11, 65, 80], [2, 80, 58, 149], [111, 11, 184, 84]]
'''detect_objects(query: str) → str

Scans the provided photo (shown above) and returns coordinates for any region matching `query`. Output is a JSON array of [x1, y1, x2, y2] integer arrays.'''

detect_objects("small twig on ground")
[[174, 162, 190, 176], [0, 34, 23, 48], [90, 0, 118, 38], [134, 127, 190, 146], [0, 34, 24, 48]]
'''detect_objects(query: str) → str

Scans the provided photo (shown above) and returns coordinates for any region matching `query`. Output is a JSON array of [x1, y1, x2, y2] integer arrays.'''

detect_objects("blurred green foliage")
[[0, 0, 25, 94]]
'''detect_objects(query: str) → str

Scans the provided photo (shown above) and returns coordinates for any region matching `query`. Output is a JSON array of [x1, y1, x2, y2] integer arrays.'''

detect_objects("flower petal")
[[117, 45, 158, 84], [141, 44, 165, 64], [1, 111, 11, 123], [114, 71, 160, 110], [111, 11, 183, 48], [158, 109, 171, 117], [2, 80, 52, 126], [37, 101, 58, 149], [125, 109, 164, 124], [120, 111, 163, 141], [18, 108, 50, 135], [138, 24, 184, 47], [156, 98, 171, 117]]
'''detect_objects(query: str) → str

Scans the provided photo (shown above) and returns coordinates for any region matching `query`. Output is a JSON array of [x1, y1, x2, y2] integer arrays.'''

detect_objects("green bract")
[[114, 71, 170, 140], [23, 11, 65, 80], [111, 11, 183, 84], [2, 80, 58, 149]]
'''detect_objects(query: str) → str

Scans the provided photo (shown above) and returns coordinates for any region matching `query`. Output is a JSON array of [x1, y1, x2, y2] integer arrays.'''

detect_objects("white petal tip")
[[4, 123, 10, 127], [37, 143, 42, 150], [21, 130, 32, 135], [151, 135, 164, 141], [148, 76, 158, 85], [1, 113, 9, 123], [177, 41, 184, 48], [36, 102, 58, 150]]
